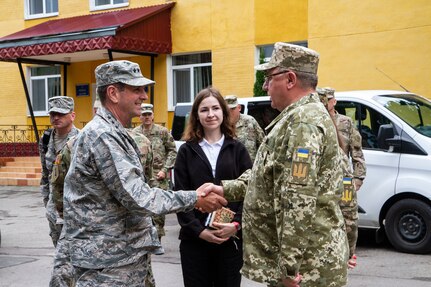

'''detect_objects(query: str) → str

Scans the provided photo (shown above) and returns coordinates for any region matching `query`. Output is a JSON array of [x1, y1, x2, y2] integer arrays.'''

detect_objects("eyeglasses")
[[264, 70, 289, 83]]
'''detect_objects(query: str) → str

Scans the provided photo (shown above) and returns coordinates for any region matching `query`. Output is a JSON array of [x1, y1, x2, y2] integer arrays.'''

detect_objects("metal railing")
[[0, 125, 51, 143], [0, 125, 51, 157]]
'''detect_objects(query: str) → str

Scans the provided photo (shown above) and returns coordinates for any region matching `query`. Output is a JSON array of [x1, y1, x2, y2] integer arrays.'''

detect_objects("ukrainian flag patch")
[[343, 177, 352, 185], [297, 148, 309, 159]]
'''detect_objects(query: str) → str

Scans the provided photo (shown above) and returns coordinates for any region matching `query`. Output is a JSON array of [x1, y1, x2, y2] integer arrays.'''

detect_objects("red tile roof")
[[0, 3, 175, 60]]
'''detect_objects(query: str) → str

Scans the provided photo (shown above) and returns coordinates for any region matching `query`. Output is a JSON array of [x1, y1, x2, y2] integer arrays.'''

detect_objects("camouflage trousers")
[[47, 219, 63, 247], [50, 240, 156, 287], [340, 187, 358, 258], [73, 254, 151, 287]]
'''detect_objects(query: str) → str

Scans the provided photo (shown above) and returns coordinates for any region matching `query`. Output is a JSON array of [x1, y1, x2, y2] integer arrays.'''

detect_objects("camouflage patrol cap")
[[317, 87, 335, 109], [255, 42, 319, 74], [224, 95, 238, 109], [48, 96, 74, 114], [95, 60, 155, 88], [141, 103, 153, 115]]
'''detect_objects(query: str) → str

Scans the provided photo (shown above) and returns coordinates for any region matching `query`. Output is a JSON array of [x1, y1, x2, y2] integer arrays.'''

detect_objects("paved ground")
[[1, 186, 430, 287], [0, 186, 263, 287]]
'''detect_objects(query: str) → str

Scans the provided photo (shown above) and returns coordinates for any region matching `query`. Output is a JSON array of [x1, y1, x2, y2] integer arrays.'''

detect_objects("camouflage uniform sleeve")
[[162, 128, 177, 174], [275, 121, 329, 278], [38, 139, 49, 207], [144, 144, 154, 183], [350, 125, 366, 180], [94, 133, 196, 215], [253, 117, 265, 149], [221, 169, 252, 201], [50, 145, 71, 219]]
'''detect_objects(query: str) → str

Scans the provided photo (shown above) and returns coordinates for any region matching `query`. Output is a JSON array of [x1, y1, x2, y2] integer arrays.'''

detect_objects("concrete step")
[[0, 156, 41, 186], [0, 172, 40, 179], [0, 166, 42, 173], [3, 161, 42, 167], [0, 177, 40, 186]]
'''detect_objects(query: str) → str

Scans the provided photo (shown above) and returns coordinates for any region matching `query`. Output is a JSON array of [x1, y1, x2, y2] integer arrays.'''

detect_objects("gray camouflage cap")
[[140, 103, 153, 114], [255, 42, 319, 74], [224, 95, 238, 109], [95, 60, 155, 88], [48, 96, 74, 114]]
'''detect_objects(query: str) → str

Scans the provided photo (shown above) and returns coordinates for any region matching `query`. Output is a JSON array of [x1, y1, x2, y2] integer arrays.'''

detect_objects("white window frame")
[[90, 0, 129, 12], [167, 53, 212, 111], [24, 0, 59, 20], [27, 66, 61, 116], [255, 41, 308, 65]]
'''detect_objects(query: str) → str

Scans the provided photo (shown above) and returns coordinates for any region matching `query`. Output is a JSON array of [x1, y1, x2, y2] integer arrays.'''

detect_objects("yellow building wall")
[[309, 0, 431, 99], [0, 0, 308, 130], [170, 0, 308, 99]]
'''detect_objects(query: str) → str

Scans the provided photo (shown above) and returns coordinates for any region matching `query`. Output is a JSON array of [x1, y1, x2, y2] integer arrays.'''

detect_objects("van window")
[[376, 94, 431, 138], [246, 101, 280, 131], [336, 101, 393, 150], [172, 105, 191, 141]]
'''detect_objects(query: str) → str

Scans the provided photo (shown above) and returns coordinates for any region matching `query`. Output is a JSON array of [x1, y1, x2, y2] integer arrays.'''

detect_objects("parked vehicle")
[[171, 90, 431, 254]]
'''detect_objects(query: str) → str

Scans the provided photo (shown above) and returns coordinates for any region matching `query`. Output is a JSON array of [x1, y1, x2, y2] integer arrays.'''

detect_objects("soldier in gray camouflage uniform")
[[204, 43, 349, 287], [39, 96, 79, 247], [224, 95, 265, 163], [60, 60, 226, 286], [318, 87, 366, 269], [133, 103, 177, 240]]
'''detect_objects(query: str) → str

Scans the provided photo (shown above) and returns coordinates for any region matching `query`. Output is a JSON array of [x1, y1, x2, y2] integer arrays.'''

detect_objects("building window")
[[29, 66, 61, 115], [90, 0, 129, 11], [257, 41, 308, 63], [170, 52, 212, 107], [24, 0, 58, 19]]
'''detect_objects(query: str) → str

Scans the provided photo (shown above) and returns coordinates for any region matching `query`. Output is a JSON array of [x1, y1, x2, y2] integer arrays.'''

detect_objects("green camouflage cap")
[[95, 60, 155, 88], [317, 87, 335, 109], [48, 96, 74, 114], [140, 103, 153, 114], [224, 95, 238, 109], [255, 42, 319, 74]]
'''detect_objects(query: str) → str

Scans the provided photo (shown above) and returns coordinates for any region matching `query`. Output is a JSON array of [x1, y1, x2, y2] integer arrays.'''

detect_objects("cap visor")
[[123, 77, 155, 87], [254, 62, 275, 71], [49, 108, 70, 114]]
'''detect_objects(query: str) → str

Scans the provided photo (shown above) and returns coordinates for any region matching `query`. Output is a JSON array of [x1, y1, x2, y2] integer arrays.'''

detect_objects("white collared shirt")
[[199, 135, 225, 177]]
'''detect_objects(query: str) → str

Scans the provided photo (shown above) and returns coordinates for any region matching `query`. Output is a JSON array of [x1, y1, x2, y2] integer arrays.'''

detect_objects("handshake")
[[194, 183, 226, 213]]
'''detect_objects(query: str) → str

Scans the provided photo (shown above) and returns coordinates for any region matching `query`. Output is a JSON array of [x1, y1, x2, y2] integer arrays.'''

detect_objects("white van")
[[171, 90, 431, 254]]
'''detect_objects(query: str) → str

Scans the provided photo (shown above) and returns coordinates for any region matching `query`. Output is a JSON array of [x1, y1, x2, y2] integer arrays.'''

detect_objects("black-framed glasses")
[[264, 70, 289, 83]]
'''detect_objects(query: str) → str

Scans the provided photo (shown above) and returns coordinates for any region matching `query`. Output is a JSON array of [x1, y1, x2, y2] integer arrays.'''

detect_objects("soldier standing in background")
[[133, 103, 177, 241], [318, 87, 366, 269], [203, 43, 349, 287], [39, 96, 79, 247], [224, 95, 265, 163]]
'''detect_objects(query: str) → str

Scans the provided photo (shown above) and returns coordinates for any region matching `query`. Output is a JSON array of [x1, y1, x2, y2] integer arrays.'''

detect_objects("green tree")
[[253, 48, 267, 97]]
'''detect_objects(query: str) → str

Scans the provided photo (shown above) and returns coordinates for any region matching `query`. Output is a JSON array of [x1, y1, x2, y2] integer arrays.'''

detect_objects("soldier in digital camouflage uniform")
[[58, 60, 226, 286], [204, 43, 349, 287], [133, 103, 177, 240], [39, 96, 79, 247], [317, 87, 366, 268], [224, 95, 265, 163]]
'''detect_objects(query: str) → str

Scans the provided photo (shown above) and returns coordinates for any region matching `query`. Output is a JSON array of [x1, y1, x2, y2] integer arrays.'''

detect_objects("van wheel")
[[385, 199, 431, 254]]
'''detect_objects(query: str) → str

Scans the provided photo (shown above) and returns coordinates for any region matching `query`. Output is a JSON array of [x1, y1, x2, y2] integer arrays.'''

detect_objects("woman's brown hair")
[[182, 87, 236, 142]]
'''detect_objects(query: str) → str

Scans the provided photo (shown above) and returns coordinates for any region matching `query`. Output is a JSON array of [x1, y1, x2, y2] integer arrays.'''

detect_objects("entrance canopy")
[[0, 2, 175, 63]]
